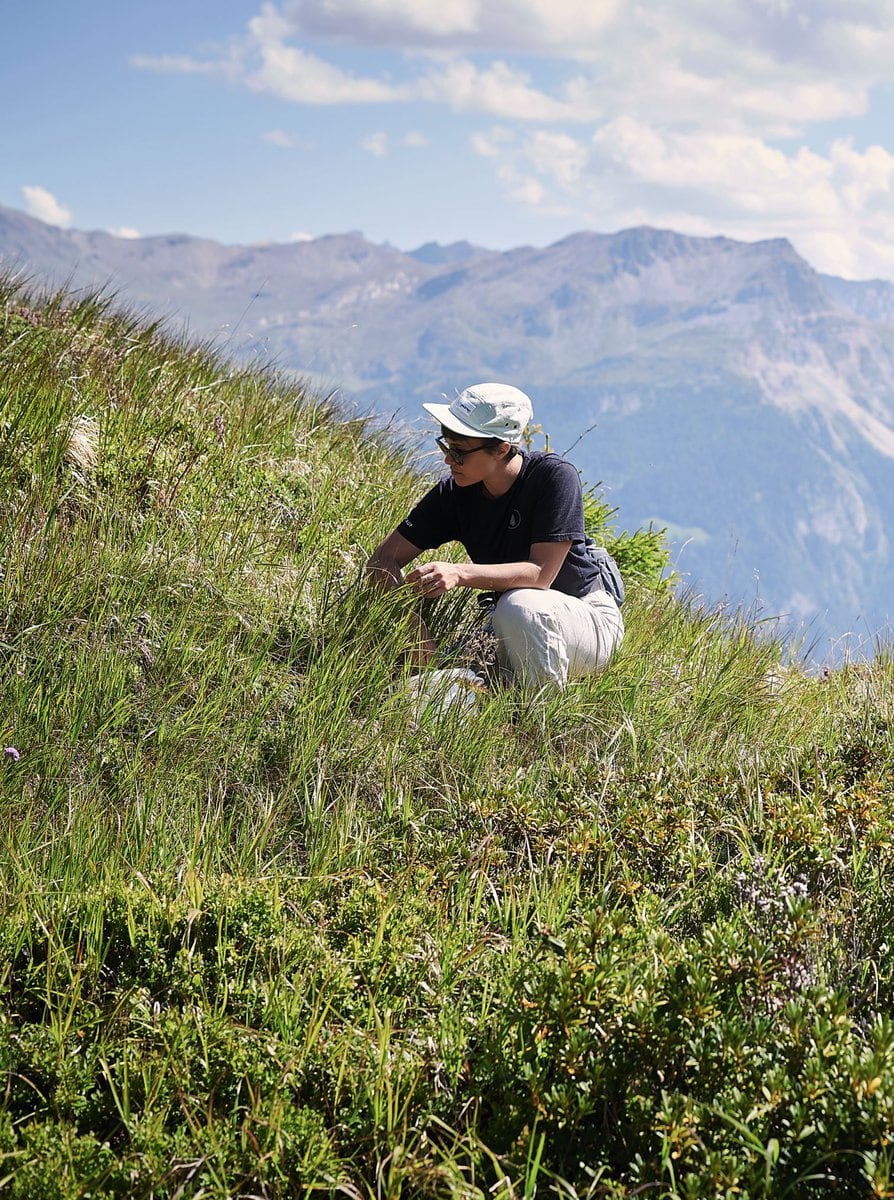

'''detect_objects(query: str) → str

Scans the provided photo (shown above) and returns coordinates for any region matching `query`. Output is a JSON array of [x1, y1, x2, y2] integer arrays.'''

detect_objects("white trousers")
[[492, 588, 624, 690]]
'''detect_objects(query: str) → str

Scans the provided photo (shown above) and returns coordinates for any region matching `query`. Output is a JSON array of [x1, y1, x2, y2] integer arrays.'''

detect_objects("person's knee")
[[492, 589, 544, 639], [493, 590, 564, 686], [493, 587, 547, 617]]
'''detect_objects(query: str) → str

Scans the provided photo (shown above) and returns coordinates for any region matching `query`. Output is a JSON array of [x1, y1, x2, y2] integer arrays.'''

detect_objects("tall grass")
[[3, 277, 894, 1197]]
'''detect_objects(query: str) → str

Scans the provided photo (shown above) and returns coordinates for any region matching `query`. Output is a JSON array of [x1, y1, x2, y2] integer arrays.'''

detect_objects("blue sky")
[[5, 0, 894, 279]]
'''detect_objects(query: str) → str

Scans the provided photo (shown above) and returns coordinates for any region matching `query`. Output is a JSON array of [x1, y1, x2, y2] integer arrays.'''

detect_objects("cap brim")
[[421, 401, 486, 439]]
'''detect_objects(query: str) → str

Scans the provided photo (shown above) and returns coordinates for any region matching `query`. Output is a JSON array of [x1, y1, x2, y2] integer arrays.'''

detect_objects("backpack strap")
[[585, 539, 625, 606]]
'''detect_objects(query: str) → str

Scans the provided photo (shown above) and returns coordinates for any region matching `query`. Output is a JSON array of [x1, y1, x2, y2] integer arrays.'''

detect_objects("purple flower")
[[3, 747, 20, 762]]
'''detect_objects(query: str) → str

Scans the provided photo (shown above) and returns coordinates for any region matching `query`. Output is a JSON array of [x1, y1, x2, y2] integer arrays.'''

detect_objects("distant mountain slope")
[[3, 204, 893, 661], [819, 273, 894, 325], [407, 240, 495, 266]]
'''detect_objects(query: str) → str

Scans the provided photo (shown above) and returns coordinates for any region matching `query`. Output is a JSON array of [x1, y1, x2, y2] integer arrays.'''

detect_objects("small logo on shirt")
[[508, 509, 521, 530]]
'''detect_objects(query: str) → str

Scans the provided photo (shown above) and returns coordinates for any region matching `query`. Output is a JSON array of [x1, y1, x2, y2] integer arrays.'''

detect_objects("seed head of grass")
[[62, 414, 100, 472]]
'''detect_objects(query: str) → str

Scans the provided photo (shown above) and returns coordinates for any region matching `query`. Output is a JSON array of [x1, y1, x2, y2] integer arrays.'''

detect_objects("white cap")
[[423, 382, 533, 444]]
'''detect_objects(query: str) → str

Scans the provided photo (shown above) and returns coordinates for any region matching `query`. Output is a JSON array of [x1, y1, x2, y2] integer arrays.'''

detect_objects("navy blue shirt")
[[397, 451, 602, 598]]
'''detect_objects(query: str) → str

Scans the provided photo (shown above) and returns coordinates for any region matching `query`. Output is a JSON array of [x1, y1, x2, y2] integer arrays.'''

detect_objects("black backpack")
[[585, 539, 625, 607]]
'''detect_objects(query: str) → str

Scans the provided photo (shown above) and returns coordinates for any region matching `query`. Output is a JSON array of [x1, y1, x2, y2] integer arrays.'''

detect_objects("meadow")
[[2, 276, 894, 1198]]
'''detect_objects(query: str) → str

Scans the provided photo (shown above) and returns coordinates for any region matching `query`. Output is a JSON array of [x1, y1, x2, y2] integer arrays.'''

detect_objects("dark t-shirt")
[[397, 451, 602, 599]]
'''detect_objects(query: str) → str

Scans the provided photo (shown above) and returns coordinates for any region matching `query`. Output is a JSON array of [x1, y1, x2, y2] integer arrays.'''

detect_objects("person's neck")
[[481, 452, 524, 498]]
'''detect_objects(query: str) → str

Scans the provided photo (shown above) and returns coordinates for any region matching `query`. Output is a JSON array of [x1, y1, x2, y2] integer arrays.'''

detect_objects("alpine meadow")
[[6, 275, 894, 1199]]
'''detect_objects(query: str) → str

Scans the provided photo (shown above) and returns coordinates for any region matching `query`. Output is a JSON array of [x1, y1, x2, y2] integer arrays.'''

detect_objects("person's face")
[[437, 429, 507, 487]]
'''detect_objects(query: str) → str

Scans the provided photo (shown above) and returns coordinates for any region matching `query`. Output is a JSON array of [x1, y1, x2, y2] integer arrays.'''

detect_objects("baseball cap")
[[422, 382, 533, 444]]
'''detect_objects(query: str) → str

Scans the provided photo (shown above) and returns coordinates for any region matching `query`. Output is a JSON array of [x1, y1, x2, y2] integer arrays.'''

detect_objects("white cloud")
[[131, 2, 883, 134], [276, 0, 620, 54], [108, 226, 141, 239], [250, 33, 596, 121], [361, 131, 389, 156], [361, 130, 429, 154], [416, 58, 591, 121], [270, 0, 894, 83], [470, 128, 513, 158], [508, 175, 546, 207], [22, 185, 72, 228], [249, 44, 403, 104], [287, 0, 481, 41], [570, 60, 866, 139], [525, 131, 587, 188], [289, 230, 314, 241], [688, 0, 894, 77], [262, 128, 297, 147], [472, 128, 577, 216], [132, 6, 600, 120], [134, 7, 405, 103], [245, 5, 405, 103]]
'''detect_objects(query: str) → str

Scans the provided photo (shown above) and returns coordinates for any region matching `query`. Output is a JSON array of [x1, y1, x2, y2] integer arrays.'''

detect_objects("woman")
[[366, 382, 624, 689]]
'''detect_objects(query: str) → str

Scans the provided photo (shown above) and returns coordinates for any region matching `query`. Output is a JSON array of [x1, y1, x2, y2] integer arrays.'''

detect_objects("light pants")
[[492, 587, 624, 690]]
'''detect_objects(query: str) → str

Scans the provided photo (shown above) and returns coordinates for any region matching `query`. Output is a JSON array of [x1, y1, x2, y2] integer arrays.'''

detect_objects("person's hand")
[[406, 561, 462, 597]]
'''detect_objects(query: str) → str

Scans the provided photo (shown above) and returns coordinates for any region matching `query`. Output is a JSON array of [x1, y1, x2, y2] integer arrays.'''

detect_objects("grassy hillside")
[[3, 278, 894, 1198]]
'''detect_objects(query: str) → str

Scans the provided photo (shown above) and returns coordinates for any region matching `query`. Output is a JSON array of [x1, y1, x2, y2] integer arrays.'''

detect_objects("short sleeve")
[[396, 480, 455, 550], [527, 458, 586, 544]]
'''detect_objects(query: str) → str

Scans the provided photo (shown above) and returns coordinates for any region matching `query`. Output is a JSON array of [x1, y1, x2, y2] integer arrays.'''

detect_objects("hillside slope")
[[3, 277, 894, 1197]]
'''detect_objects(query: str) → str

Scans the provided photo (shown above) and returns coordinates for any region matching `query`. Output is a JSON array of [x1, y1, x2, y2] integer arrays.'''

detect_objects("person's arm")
[[405, 540, 572, 599], [366, 530, 423, 589], [366, 530, 439, 664]]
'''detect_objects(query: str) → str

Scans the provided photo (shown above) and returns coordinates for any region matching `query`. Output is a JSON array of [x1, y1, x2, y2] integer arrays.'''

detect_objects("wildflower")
[[3, 746, 20, 762]]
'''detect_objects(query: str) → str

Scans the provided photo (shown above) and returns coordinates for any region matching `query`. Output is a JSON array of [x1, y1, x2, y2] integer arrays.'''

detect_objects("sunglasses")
[[435, 435, 491, 465]]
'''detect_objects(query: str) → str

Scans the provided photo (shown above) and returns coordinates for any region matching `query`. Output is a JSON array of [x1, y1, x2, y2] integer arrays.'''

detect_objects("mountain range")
[[3, 202, 894, 663]]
